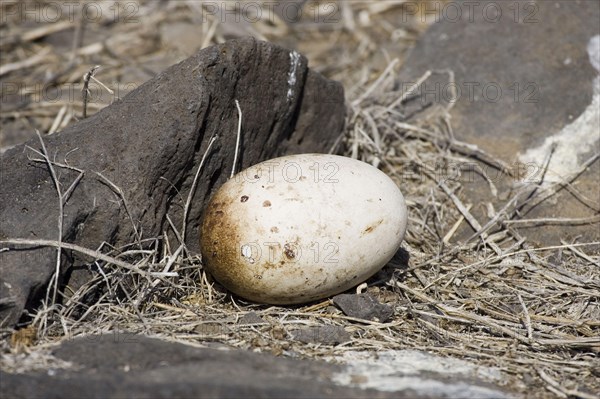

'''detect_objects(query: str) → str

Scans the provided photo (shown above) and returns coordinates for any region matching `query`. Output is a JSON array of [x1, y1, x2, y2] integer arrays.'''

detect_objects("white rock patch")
[[327, 350, 510, 398], [287, 51, 301, 101], [518, 35, 600, 185]]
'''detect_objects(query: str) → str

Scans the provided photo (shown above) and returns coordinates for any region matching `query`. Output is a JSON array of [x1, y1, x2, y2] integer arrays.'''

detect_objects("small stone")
[[193, 323, 224, 336], [291, 325, 350, 345], [238, 312, 266, 325], [333, 293, 394, 323], [270, 325, 287, 340]]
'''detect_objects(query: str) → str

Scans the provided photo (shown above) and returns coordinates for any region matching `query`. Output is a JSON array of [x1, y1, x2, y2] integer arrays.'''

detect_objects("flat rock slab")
[[0, 37, 345, 329], [0, 334, 513, 398], [397, 0, 600, 245]]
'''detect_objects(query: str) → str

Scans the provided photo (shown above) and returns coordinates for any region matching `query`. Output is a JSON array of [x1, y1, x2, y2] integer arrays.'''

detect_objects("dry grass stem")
[[182, 134, 218, 243]]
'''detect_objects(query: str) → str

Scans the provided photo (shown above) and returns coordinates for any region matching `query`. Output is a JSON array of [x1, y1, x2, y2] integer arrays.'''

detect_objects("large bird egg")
[[200, 154, 407, 304]]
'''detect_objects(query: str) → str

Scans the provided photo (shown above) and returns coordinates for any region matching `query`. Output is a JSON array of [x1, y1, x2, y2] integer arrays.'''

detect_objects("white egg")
[[200, 154, 407, 304]]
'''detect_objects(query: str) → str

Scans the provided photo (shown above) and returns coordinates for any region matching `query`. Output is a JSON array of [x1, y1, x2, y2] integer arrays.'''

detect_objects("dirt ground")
[[1, 1, 599, 398]]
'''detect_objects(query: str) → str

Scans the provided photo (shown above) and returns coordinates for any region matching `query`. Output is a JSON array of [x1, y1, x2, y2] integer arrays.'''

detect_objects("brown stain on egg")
[[263, 262, 279, 270], [200, 183, 263, 301], [263, 200, 271, 207], [362, 219, 384, 235], [201, 184, 310, 304]]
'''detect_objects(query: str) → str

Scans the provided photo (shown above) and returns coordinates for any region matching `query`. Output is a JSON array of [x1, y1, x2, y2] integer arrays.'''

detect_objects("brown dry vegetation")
[[1, 1, 599, 398]]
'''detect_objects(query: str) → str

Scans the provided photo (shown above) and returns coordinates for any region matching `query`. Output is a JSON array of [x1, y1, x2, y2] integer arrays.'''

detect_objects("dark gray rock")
[[0, 334, 516, 398], [292, 325, 351, 345], [0, 334, 409, 399], [396, 0, 600, 245], [333, 293, 393, 323], [0, 37, 345, 328], [399, 1, 598, 158]]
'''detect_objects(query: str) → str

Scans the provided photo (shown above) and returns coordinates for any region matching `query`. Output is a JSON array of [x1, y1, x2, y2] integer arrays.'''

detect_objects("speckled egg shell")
[[200, 154, 407, 304]]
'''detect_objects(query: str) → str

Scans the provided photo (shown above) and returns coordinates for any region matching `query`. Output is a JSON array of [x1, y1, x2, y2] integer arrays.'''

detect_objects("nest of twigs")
[[1, 2, 599, 398]]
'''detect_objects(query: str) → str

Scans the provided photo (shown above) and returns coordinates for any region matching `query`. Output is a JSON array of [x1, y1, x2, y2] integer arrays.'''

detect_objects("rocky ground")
[[1, 1, 599, 398]]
